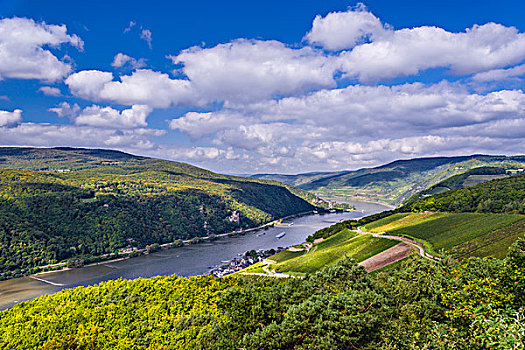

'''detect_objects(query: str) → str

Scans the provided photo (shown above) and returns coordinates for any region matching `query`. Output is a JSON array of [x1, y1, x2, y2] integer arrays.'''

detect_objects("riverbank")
[[1, 209, 385, 310], [0, 209, 328, 282]]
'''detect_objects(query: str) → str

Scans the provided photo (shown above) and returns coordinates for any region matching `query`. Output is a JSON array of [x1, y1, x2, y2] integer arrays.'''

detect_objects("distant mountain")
[[0, 147, 315, 278], [252, 155, 525, 205]]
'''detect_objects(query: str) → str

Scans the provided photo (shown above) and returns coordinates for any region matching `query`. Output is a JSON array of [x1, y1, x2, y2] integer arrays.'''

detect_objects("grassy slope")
[[269, 229, 399, 275], [367, 212, 525, 259]]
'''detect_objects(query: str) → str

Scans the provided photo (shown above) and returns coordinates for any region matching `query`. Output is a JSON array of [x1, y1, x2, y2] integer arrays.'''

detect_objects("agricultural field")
[[268, 229, 399, 275], [368, 212, 525, 258]]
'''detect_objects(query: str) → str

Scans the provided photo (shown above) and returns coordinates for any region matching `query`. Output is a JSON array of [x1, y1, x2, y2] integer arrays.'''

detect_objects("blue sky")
[[1, 0, 525, 173]]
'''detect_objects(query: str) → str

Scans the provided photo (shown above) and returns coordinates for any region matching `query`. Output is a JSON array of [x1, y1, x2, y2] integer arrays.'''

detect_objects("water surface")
[[0, 201, 389, 310]]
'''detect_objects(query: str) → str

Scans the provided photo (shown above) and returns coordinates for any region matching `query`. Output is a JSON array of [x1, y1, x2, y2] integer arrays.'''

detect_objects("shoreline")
[[2, 204, 384, 285], [4, 209, 325, 282], [0, 209, 385, 310], [320, 196, 397, 210]]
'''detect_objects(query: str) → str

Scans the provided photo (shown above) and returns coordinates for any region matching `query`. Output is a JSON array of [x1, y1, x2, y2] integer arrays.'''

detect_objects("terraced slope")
[[405, 166, 511, 202], [365, 212, 525, 259], [242, 229, 399, 276]]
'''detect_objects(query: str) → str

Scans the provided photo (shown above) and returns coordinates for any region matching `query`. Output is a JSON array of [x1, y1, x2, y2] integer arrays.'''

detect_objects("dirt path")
[[238, 261, 300, 278], [356, 228, 441, 261]]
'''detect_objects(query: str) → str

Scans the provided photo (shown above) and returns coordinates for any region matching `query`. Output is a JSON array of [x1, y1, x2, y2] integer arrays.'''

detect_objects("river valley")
[[0, 201, 390, 310]]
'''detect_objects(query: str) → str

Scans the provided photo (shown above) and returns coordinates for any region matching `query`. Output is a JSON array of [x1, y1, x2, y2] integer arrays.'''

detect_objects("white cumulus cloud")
[[38, 86, 62, 96], [0, 109, 22, 126], [171, 39, 336, 103], [305, 3, 388, 51], [66, 69, 194, 108], [111, 53, 146, 69], [75, 105, 152, 129], [0, 17, 83, 82], [50, 102, 152, 129], [337, 22, 525, 83]]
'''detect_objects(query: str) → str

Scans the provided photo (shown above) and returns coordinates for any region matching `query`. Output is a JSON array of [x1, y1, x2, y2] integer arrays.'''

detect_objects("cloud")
[[0, 123, 165, 151], [0, 109, 22, 126], [123, 21, 136, 33], [166, 81, 525, 171], [471, 64, 525, 82], [140, 29, 152, 49], [171, 39, 336, 103], [66, 69, 194, 108], [0, 17, 83, 82], [337, 22, 525, 83], [69, 17, 525, 110], [168, 111, 246, 140], [65, 70, 114, 100], [75, 104, 152, 129], [49, 102, 80, 118], [38, 86, 62, 96], [111, 53, 146, 69], [50, 102, 152, 129], [305, 3, 388, 51]]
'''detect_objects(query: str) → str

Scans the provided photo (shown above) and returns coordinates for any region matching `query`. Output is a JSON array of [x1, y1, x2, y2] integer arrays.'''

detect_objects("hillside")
[[0, 147, 315, 278], [240, 229, 400, 276], [252, 155, 525, 205], [240, 174, 525, 278], [364, 212, 525, 259], [1, 241, 524, 349], [402, 173, 525, 213], [406, 166, 512, 202]]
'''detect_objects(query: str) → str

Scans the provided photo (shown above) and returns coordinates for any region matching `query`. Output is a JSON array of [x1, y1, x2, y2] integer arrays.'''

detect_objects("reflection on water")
[[0, 201, 390, 310]]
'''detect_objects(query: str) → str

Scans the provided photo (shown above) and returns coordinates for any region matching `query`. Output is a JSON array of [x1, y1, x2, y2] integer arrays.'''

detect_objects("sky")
[[0, 0, 525, 174]]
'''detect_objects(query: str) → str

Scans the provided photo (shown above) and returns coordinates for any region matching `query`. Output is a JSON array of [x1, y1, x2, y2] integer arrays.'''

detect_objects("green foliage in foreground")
[[2, 238, 525, 349], [0, 148, 315, 277]]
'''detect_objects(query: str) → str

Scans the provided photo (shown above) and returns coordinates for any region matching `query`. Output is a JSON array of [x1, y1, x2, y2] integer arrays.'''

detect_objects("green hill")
[[0, 147, 315, 279], [252, 155, 525, 205], [402, 173, 525, 214], [406, 166, 511, 201], [251, 174, 525, 278]]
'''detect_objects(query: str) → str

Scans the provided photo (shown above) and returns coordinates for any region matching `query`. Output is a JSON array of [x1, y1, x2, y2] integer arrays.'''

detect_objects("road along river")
[[0, 201, 390, 310]]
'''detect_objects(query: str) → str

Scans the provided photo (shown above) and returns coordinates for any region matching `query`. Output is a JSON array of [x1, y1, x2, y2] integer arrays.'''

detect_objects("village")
[[210, 247, 286, 277]]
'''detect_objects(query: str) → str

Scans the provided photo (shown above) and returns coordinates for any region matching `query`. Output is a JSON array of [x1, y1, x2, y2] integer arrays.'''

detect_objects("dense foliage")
[[403, 174, 525, 214], [1, 238, 524, 349], [0, 148, 314, 277]]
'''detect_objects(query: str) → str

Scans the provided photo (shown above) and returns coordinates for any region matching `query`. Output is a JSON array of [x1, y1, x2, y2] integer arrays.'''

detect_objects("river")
[[0, 201, 390, 310]]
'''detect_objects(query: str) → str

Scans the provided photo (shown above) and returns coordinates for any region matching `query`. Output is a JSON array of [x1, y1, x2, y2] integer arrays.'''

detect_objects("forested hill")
[[402, 174, 525, 214], [405, 166, 512, 202], [0, 147, 315, 278], [252, 155, 525, 205]]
